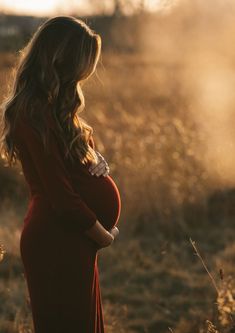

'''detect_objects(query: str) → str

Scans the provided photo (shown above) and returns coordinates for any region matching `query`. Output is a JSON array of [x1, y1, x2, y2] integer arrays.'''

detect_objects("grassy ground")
[[1, 42, 235, 333]]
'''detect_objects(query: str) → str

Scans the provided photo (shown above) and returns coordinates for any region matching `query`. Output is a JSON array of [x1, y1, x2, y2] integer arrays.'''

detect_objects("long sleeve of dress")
[[20, 121, 98, 233]]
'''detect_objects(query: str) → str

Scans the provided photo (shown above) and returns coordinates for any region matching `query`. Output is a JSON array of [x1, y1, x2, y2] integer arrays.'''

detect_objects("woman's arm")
[[19, 121, 113, 246]]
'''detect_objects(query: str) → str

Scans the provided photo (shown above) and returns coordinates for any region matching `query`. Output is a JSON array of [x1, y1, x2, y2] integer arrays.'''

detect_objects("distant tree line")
[[0, 10, 156, 53]]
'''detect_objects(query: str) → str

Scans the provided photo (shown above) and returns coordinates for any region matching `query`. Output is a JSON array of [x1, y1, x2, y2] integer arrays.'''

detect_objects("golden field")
[[1, 1, 235, 332]]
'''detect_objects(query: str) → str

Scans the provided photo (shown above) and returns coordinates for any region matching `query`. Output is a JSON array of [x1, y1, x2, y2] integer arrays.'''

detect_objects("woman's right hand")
[[109, 226, 119, 239], [96, 227, 119, 250], [85, 220, 115, 250]]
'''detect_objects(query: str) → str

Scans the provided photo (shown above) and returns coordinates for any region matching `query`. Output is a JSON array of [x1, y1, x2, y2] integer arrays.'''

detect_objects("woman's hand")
[[88, 150, 110, 177], [109, 226, 119, 238], [85, 220, 114, 250], [95, 226, 119, 251]]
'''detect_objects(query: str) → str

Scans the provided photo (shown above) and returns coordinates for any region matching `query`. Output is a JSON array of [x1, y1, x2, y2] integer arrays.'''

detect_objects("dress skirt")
[[20, 195, 105, 333]]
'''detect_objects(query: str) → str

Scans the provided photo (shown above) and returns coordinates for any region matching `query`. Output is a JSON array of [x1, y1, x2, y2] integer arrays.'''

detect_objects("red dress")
[[14, 114, 121, 333]]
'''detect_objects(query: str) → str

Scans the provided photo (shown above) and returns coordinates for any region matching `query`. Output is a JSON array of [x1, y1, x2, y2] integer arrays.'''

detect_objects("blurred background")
[[1, 0, 235, 332]]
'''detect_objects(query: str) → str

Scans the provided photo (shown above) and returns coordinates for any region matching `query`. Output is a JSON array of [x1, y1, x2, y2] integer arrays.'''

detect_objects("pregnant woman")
[[0, 16, 121, 333]]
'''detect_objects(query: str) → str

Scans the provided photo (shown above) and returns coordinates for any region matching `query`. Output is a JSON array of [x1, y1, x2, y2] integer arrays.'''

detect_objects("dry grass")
[[1, 3, 235, 332], [1, 49, 235, 332]]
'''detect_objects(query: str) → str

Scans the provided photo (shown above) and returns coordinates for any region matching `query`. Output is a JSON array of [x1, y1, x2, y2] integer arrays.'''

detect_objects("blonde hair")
[[0, 16, 101, 167]]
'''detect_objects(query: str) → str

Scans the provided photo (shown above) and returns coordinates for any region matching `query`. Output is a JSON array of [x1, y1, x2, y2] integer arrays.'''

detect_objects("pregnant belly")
[[73, 174, 121, 231]]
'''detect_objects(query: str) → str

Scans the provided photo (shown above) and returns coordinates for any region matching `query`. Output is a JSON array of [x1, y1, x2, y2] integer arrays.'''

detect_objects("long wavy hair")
[[0, 16, 101, 167]]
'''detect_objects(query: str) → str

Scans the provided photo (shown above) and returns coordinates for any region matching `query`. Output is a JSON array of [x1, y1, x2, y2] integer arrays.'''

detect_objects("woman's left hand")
[[88, 151, 110, 177]]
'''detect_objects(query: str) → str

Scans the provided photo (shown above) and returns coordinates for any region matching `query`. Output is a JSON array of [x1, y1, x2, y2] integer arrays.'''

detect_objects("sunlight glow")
[[0, 0, 176, 16], [0, 0, 88, 16], [146, 0, 164, 10], [145, 0, 177, 12]]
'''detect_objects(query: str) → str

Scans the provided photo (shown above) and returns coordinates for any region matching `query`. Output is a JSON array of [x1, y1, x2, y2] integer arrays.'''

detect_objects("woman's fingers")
[[90, 163, 110, 177], [89, 161, 110, 177], [103, 169, 109, 177], [88, 150, 110, 177], [95, 163, 110, 177], [89, 160, 105, 173], [109, 226, 119, 238]]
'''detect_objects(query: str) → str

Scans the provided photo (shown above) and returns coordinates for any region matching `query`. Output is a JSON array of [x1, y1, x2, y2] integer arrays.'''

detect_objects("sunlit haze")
[[0, 0, 172, 16], [0, 0, 94, 16]]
